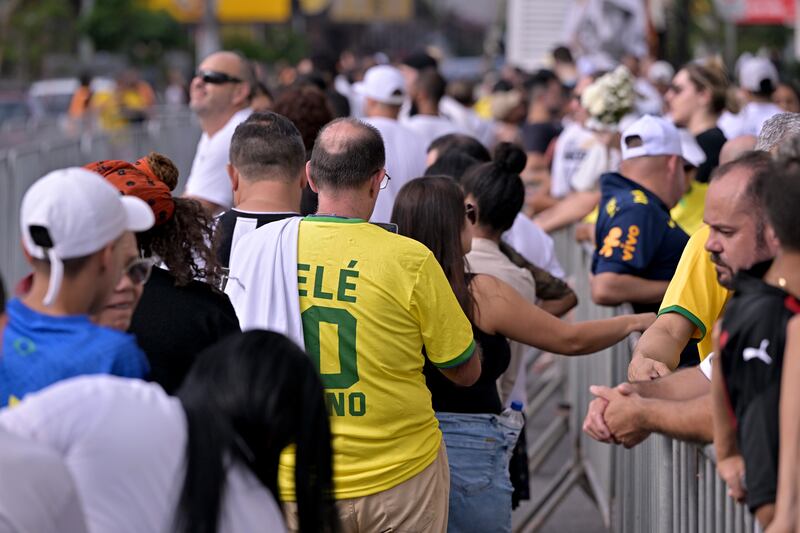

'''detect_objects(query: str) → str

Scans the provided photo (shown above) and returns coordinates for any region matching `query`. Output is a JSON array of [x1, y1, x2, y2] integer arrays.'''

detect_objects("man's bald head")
[[309, 118, 385, 191], [190, 50, 254, 121], [204, 51, 254, 88], [720, 135, 757, 165]]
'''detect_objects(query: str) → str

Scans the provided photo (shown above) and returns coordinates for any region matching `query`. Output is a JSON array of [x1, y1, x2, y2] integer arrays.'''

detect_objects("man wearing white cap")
[[591, 115, 690, 313], [0, 168, 154, 406], [357, 64, 427, 223], [720, 57, 783, 139]]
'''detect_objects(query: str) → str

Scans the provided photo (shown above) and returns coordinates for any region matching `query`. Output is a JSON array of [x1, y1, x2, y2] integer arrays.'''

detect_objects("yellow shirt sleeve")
[[410, 253, 475, 368], [658, 225, 730, 359]]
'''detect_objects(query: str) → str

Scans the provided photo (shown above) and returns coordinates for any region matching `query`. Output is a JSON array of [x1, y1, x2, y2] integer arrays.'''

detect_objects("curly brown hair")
[[136, 152, 221, 287], [138, 197, 221, 287], [273, 84, 335, 155]]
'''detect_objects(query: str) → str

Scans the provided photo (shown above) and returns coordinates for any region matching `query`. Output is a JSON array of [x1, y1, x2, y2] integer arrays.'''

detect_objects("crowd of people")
[[2, 42, 800, 533]]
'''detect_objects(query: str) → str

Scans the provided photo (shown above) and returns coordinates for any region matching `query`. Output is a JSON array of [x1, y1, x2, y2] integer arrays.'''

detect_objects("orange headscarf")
[[85, 155, 175, 225]]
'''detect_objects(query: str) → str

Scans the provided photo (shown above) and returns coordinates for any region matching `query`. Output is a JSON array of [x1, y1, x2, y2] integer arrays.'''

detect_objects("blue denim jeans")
[[436, 412, 523, 533]]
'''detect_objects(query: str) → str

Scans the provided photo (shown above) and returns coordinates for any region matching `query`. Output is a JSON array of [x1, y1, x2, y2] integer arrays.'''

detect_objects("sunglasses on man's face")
[[195, 70, 243, 85], [125, 258, 153, 286]]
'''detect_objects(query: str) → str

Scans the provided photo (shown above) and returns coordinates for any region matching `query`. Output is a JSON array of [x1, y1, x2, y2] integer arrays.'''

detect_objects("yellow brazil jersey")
[[670, 181, 708, 236], [658, 225, 730, 359], [279, 217, 476, 501]]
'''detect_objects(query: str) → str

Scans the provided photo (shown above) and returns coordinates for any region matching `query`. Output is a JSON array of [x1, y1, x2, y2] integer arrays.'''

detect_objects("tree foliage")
[[79, 0, 187, 63]]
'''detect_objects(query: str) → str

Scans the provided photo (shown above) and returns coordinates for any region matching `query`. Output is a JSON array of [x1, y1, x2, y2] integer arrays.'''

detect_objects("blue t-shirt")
[[0, 299, 149, 406], [592, 172, 689, 280]]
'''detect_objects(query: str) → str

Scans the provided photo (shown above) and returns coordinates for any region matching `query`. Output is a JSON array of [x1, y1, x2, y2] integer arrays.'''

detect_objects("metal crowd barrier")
[[0, 110, 201, 289], [515, 227, 756, 532]]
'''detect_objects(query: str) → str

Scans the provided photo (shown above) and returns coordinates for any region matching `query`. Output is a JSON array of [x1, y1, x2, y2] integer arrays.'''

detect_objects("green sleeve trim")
[[433, 339, 476, 369], [304, 215, 365, 224], [658, 304, 707, 340]]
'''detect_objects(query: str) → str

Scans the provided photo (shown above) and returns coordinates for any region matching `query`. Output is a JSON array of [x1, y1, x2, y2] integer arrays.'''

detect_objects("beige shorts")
[[284, 443, 450, 532]]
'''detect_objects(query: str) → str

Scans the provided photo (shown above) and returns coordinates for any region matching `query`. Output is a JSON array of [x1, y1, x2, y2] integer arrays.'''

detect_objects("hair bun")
[[146, 152, 179, 191], [493, 142, 527, 174]]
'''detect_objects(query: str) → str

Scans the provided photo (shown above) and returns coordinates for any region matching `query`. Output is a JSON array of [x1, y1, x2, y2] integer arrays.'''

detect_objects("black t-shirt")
[[521, 122, 561, 154], [695, 127, 726, 184], [129, 267, 241, 394], [215, 210, 299, 268], [719, 262, 800, 511], [424, 324, 511, 415]]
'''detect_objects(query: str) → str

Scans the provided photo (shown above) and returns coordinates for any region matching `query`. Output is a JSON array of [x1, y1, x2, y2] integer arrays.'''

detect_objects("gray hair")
[[774, 132, 800, 160], [755, 112, 800, 151]]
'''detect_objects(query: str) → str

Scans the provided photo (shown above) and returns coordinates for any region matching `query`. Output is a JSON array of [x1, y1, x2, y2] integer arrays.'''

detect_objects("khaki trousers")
[[285, 443, 450, 532]]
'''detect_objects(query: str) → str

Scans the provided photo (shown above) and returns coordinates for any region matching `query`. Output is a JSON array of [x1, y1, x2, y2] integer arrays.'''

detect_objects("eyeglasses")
[[380, 171, 392, 190], [195, 69, 243, 85], [125, 258, 153, 285], [465, 203, 477, 224]]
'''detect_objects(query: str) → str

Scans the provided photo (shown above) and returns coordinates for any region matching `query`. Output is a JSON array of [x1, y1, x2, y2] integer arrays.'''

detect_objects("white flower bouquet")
[[580, 65, 636, 131]]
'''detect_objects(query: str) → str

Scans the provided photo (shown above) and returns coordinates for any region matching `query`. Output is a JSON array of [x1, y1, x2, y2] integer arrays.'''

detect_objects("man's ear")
[[231, 83, 251, 108], [765, 222, 780, 255], [368, 168, 385, 199], [228, 163, 239, 192], [306, 161, 319, 193]]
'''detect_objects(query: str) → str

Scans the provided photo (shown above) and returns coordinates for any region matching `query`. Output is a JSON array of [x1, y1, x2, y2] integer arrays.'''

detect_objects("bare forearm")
[[775, 321, 800, 519], [561, 315, 639, 355], [630, 367, 710, 401], [712, 357, 739, 459], [632, 326, 683, 370], [640, 394, 713, 443], [591, 273, 669, 306], [535, 192, 599, 233]]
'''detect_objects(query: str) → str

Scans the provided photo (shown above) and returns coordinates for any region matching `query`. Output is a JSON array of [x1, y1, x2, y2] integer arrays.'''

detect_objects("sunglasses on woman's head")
[[195, 70, 243, 85]]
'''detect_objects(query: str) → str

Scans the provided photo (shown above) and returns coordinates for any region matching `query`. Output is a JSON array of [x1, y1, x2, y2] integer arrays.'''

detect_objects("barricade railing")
[[515, 226, 756, 532], [0, 111, 201, 289]]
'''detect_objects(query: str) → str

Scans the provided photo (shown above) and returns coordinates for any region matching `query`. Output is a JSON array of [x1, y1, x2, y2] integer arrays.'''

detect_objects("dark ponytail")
[[461, 142, 526, 233], [175, 331, 337, 533]]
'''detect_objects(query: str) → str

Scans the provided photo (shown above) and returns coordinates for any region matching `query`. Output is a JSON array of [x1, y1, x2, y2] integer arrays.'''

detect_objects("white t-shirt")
[[718, 102, 783, 139], [699, 352, 713, 380], [184, 108, 252, 209], [0, 376, 286, 533], [400, 114, 465, 153], [717, 110, 741, 141], [439, 96, 496, 147], [0, 430, 87, 533], [364, 116, 428, 223], [737, 101, 783, 137], [502, 213, 566, 279], [550, 123, 595, 198]]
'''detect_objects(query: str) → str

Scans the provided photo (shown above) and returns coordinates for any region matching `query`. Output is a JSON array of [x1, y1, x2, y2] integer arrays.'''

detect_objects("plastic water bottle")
[[502, 401, 525, 429]]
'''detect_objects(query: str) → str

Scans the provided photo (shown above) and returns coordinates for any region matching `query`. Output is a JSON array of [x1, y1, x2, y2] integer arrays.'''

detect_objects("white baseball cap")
[[678, 129, 707, 168], [739, 57, 778, 93], [21, 167, 155, 306], [621, 115, 683, 161], [354, 65, 406, 106]]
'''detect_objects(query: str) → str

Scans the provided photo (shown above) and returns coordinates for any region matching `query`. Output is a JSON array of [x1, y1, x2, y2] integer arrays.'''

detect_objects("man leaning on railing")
[[583, 150, 777, 448]]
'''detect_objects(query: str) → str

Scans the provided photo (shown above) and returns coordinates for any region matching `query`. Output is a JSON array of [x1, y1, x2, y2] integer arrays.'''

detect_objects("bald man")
[[719, 135, 757, 164], [184, 51, 253, 214], [228, 118, 481, 532]]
